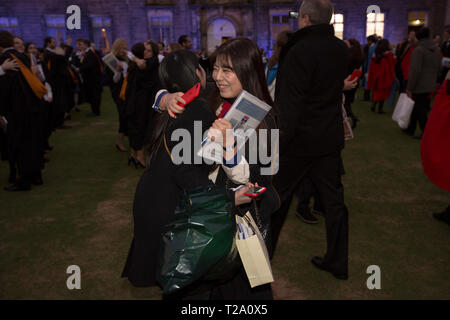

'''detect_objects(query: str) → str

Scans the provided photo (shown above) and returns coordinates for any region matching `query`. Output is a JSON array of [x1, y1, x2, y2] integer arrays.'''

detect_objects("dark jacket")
[[407, 39, 442, 94], [79, 49, 102, 92], [275, 24, 349, 157], [122, 97, 217, 287]]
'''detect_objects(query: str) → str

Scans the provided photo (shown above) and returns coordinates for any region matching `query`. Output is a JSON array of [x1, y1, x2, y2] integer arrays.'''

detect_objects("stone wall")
[[0, 0, 448, 52]]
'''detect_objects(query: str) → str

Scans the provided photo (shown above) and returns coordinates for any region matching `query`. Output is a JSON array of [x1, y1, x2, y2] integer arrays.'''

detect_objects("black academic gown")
[[43, 49, 74, 128], [0, 49, 44, 183], [105, 60, 127, 134], [79, 49, 103, 114], [122, 97, 216, 288], [125, 57, 160, 150]]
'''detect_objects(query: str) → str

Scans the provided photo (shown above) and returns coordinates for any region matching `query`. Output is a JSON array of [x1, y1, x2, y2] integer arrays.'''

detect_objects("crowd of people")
[[1, 0, 449, 300]]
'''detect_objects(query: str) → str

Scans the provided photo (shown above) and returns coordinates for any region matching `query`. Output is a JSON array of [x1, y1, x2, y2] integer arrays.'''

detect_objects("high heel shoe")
[[135, 160, 146, 169], [128, 156, 136, 166]]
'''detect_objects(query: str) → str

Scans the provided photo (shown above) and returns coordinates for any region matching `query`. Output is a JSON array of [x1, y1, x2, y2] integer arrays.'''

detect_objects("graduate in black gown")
[[124, 41, 161, 167], [43, 37, 70, 130], [0, 33, 19, 184], [0, 31, 46, 191], [104, 39, 129, 152], [76, 38, 103, 117]]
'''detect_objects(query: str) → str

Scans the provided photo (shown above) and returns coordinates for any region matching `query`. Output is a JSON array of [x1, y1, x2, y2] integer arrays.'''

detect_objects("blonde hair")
[[112, 38, 128, 59]]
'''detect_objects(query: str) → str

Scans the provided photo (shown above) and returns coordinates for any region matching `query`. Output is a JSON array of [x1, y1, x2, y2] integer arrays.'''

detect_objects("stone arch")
[[206, 15, 240, 53]]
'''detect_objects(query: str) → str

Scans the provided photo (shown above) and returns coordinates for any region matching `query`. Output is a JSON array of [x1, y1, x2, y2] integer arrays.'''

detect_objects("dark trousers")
[[271, 151, 348, 274], [406, 93, 430, 135], [86, 87, 102, 115], [296, 176, 323, 213]]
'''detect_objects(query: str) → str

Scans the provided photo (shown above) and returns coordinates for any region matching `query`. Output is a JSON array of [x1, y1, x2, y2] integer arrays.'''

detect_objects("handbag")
[[392, 93, 415, 129], [156, 134, 239, 295], [235, 211, 274, 288]]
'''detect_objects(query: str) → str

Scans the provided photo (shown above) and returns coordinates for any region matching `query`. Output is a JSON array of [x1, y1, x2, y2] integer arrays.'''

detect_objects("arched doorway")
[[207, 18, 236, 54]]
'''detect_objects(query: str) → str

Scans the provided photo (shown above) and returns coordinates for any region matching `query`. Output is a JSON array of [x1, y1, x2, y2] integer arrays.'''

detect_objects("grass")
[[0, 88, 449, 300]]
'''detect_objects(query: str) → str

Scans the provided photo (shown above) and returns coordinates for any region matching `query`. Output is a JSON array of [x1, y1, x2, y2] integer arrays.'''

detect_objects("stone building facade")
[[0, 0, 449, 54]]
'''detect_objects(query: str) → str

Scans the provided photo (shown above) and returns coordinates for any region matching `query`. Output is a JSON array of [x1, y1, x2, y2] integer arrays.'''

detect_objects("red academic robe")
[[367, 51, 396, 101], [401, 45, 414, 81], [421, 80, 450, 192]]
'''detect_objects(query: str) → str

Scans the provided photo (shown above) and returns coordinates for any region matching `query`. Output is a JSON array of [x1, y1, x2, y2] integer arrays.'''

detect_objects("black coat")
[[275, 24, 349, 157], [125, 57, 161, 149], [122, 97, 217, 287], [79, 49, 102, 93], [0, 49, 43, 175]]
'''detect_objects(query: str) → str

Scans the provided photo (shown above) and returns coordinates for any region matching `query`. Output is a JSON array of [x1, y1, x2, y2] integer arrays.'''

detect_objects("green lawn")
[[0, 88, 448, 299]]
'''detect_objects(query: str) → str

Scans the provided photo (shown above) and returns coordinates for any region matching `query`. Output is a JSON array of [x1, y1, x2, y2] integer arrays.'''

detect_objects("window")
[[148, 10, 173, 46], [366, 12, 384, 38], [0, 17, 21, 37], [45, 15, 66, 43], [269, 10, 291, 55], [151, 16, 171, 45], [90, 15, 112, 51], [331, 14, 344, 40]]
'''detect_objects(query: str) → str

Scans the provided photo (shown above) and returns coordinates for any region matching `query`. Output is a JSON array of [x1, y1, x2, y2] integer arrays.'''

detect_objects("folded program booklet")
[[102, 53, 119, 73], [198, 90, 272, 163]]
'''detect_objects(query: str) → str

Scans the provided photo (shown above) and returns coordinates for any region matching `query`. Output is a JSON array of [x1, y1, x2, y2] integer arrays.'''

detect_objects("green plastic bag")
[[156, 185, 239, 295]]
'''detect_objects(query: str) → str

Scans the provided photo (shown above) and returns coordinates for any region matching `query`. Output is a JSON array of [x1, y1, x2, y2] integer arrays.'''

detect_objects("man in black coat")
[[271, 0, 350, 280], [76, 38, 103, 116]]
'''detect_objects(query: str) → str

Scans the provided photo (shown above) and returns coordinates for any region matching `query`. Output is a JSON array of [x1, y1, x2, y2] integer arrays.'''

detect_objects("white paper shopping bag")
[[235, 212, 274, 288], [392, 93, 415, 129]]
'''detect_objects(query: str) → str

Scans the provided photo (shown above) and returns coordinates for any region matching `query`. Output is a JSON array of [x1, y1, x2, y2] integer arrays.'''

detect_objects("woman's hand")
[[234, 182, 257, 206], [160, 92, 186, 118], [116, 61, 123, 72], [1, 58, 19, 72], [343, 75, 358, 91], [208, 118, 234, 146], [136, 58, 146, 70]]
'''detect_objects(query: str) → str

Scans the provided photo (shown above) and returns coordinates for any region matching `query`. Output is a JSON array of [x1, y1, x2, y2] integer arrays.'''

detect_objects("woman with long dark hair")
[[154, 38, 280, 299], [122, 49, 255, 299], [124, 40, 160, 168], [367, 39, 396, 114]]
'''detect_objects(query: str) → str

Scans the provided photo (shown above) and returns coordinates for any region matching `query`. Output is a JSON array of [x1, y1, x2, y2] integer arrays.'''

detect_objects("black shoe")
[[87, 113, 100, 117], [116, 144, 128, 152], [128, 156, 136, 167], [295, 209, 319, 224], [378, 110, 386, 114], [370, 107, 375, 112], [433, 212, 450, 225], [311, 256, 348, 280], [135, 160, 146, 169], [4, 183, 31, 191]]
